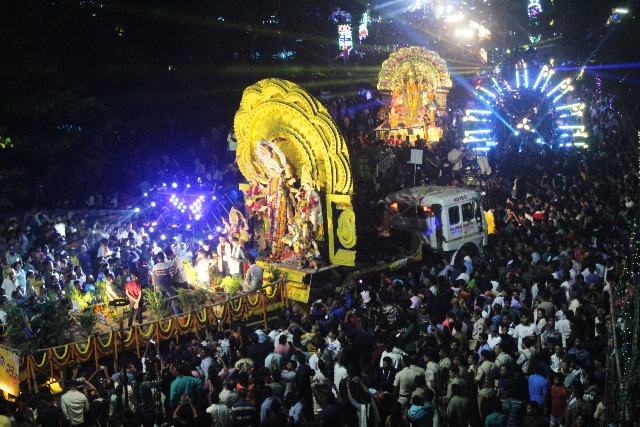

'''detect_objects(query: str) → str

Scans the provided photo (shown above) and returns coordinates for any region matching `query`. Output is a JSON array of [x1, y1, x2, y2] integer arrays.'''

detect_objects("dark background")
[[0, 0, 638, 206]]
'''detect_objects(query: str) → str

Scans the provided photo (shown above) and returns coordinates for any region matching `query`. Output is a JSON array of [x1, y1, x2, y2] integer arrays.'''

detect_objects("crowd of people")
[[0, 58, 636, 427]]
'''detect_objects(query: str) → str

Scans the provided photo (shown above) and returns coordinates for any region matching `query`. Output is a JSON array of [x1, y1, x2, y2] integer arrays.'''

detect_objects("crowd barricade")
[[21, 279, 286, 392]]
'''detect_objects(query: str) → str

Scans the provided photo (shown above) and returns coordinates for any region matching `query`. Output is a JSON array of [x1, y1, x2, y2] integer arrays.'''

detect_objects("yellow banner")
[[0, 348, 20, 396]]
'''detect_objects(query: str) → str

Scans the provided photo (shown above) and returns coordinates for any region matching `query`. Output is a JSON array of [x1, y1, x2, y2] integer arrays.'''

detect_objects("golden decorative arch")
[[234, 78, 352, 195], [377, 46, 452, 91]]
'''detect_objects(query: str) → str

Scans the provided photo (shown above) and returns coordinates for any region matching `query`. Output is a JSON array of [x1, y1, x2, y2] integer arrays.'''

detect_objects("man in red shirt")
[[550, 372, 570, 426], [125, 271, 143, 327]]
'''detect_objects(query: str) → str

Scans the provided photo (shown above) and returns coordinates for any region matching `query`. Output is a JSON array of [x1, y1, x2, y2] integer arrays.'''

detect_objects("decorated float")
[[234, 79, 359, 301], [375, 46, 453, 143]]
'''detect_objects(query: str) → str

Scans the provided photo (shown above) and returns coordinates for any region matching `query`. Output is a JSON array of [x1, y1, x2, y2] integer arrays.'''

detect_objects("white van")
[[384, 186, 488, 255]]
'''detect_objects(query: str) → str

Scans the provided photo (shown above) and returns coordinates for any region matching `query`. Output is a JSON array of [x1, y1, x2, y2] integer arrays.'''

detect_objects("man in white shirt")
[[447, 146, 465, 175], [379, 342, 405, 369], [60, 380, 90, 426], [487, 325, 502, 349]]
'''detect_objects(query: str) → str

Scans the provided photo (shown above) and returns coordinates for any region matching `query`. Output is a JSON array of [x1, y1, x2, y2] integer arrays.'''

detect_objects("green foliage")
[[175, 287, 209, 312], [263, 264, 281, 284], [93, 279, 110, 307], [78, 310, 97, 336], [210, 270, 224, 286], [143, 288, 166, 320], [0, 137, 11, 149], [3, 301, 39, 354], [220, 276, 242, 296], [183, 260, 199, 287], [64, 284, 94, 311]]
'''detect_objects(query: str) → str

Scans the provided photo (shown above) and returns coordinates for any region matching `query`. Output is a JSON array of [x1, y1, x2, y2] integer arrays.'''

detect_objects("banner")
[[0, 348, 20, 396]]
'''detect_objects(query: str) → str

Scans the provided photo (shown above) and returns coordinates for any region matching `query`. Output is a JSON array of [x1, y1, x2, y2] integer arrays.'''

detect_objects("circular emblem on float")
[[337, 210, 356, 249]]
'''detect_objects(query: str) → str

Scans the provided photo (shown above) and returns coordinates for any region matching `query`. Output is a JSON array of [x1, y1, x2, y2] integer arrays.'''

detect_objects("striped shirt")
[[230, 399, 256, 427], [152, 261, 174, 288], [173, 256, 188, 284]]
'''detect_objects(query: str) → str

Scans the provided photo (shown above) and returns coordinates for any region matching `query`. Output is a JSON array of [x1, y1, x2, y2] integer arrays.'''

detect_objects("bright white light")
[[160, 234, 166, 240], [208, 234, 214, 240], [195, 214, 202, 220], [216, 226, 222, 232], [466, 109, 492, 115], [134, 208, 140, 212], [163, 183, 166, 187], [186, 224, 191, 230], [516, 69, 520, 88], [149, 227, 154, 232], [144, 193, 148, 197], [533, 65, 548, 89], [614, 8, 628, 13], [198, 241, 203, 245], [171, 183, 178, 188], [476, 86, 497, 98], [464, 129, 491, 135], [199, 196, 205, 200], [186, 184, 191, 188], [212, 196, 217, 201], [514, 131, 520, 136], [151, 202, 156, 207], [556, 102, 583, 111], [152, 222, 157, 226]]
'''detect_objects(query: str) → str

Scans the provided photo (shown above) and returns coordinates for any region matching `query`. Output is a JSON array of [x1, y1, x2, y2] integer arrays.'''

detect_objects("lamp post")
[[109, 298, 130, 413]]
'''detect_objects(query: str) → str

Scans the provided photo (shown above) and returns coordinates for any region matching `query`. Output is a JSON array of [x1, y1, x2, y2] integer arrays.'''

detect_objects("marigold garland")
[[138, 323, 155, 338], [265, 284, 278, 299], [177, 313, 192, 328], [247, 293, 261, 307], [159, 319, 173, 334], [229, 298, 244, 314], [195, 308, 207, 323], [31, 352, 48, 369], [52, 345, 72, 365], [52, 345, 69, 360], [75, 337, 92, 355], [123, 328, 134, 344], [212, 305, 225, 319], [97, 331, 114, 348]]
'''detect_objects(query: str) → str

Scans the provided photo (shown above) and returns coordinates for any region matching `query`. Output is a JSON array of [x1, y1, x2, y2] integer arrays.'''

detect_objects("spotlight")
[[514, 131, 520, 136], [208, 234, 214, 240], [149, 227, 155, 232], [152, 222, 157, 226], [151, 202, 156, 207], [161, 234, 166, 240], [212, 196, 217, 201], [186, 184, 191, 188], [144, 193, 148, 197], [186, 224, 191, 230], [216, 226, 222, 232], [134, 208, 140, 212], [163, 183, 166, 187], [171, 183, 178, 188], [199, 196, 205, 200], [199, 241, 203, 245], [195, 214, 202, 220]]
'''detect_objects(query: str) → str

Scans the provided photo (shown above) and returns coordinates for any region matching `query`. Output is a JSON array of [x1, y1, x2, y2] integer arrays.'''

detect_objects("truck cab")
[[384, 186, 488, 254]]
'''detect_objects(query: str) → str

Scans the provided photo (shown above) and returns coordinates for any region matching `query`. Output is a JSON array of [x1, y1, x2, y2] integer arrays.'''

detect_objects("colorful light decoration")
[[338, 24, 353, 51], [358, 9, 371, 42], [471, 62, 587, 148], [527, 0, 542, 18]]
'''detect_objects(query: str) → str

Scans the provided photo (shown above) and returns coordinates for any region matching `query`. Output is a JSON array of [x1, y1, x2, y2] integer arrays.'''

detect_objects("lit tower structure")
[[465, 61, 587, 150]]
